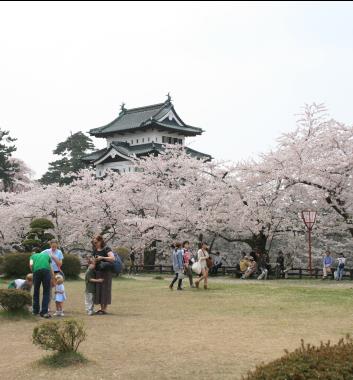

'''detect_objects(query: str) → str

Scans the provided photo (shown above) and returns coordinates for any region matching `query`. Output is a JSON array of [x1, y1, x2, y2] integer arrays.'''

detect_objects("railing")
[[125, 264, 353, 280]]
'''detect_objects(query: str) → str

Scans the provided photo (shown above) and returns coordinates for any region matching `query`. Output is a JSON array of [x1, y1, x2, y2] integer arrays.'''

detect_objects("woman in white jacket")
[[195, 242, 209, 290]]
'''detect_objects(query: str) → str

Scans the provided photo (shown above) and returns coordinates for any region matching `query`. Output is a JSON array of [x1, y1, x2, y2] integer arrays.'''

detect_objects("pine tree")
[[0, 129, 19, 192], [40, 132, 95, 185]]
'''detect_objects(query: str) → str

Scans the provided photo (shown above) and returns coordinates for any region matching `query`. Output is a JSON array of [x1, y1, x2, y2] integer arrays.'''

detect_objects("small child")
[[54, 275, 66, 316], [85, 258, 103, 316], [8, 273, 33, 291]]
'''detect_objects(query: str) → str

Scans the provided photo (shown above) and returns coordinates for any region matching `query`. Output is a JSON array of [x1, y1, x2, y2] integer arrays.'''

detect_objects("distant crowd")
[[6, 240, 349, 316]]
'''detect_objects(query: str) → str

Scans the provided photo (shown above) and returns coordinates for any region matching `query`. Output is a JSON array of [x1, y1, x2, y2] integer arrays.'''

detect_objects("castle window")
[[136, 139, 139, 143], [148, 137, 150, 142], [142, 138, 144, 143], [162, 136, 167, 143], [131, 140, 133, 144], [168, 137, 172, 144], [173, 138, 178, 144], [179, 139, 183, 145]]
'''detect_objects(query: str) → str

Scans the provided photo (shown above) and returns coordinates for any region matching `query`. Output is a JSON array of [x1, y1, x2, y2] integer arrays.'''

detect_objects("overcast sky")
[[1, 1, 353, 178]]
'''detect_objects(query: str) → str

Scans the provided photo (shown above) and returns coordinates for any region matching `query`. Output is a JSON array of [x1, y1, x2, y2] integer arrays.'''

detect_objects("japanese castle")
[[82, 95, 211, 176]]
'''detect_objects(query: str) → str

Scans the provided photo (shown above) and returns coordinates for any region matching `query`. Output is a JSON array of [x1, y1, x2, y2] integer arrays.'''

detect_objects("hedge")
[[0, 289, 32, 311], [2, 252, 81, 278], [2, 253, 31, 277], [61, 254, 81, 278], [243, 337, 353, 380]]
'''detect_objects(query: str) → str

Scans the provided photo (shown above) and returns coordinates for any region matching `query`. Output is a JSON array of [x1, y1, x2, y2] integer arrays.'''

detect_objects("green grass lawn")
[[1, 276, 353, 379]]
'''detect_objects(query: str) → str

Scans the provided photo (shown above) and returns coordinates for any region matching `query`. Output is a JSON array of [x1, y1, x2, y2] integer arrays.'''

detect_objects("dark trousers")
[[129, 261, 136, 275], [185, 266, 193, 286], [33, 269, 51, 315], [211, 263, 222, 274], [170, 272, 182, 289]]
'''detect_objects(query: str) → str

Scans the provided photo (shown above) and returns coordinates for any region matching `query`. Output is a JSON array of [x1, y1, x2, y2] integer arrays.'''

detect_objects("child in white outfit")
[[54, 275, 66, 316]]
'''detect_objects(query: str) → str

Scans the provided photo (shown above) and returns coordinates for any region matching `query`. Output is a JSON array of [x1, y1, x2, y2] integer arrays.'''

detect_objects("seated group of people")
[[238, 250, 293, 280], [239, 251, 269, 280]]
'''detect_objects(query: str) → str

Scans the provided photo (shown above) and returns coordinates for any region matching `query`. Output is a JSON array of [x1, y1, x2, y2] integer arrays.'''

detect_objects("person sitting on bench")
[[211, 252, 223, 274], [242, 257, 257, 279], [239, 252, 250, 274]]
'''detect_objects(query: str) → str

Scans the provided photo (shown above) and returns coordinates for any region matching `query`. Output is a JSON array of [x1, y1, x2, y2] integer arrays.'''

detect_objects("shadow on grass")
[[37, 351, 88, 368], [0, 308, 35, 321]]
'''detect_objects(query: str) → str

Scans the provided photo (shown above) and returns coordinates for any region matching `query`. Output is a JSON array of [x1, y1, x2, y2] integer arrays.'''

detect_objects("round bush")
[[2, 253, 31, 277], [61, 254, 81, 278], [243, 337, 353, 380], [33, 319, 86, 353], [30, 218, 54, 230], [0, 289, 32, 311]]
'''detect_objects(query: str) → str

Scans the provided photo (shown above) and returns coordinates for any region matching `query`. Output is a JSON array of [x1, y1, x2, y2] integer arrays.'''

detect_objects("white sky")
[[1, 1, 353, 178]]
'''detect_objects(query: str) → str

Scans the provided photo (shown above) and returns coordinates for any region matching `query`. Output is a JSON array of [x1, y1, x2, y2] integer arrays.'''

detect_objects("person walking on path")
[[336, 254, 346, 281], [195, 242, 209, 290], [169, 242, 184, 290], [30, 250, 54, 318], [323, 251, 333, 280], [92, 235, 115, 314], [183, 241, 195, 288]]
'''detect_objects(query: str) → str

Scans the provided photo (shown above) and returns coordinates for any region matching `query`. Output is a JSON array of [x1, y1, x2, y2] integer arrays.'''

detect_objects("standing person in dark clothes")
[[29, 251, 54, 318], [276, 251, 285, 278], [129, 247, 137, 275], [92, 235, 115, 315]]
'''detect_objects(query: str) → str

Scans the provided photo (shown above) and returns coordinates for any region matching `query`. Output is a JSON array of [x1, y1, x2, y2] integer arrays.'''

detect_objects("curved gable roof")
[[89, 100, 202, 137]]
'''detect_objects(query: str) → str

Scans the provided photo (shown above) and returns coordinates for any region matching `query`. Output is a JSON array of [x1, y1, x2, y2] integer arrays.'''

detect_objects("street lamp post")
[[301, 209, 317, 275]]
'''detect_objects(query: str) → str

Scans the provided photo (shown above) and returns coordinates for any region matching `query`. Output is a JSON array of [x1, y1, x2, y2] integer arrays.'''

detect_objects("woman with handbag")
[[195, 242, 210, 290], [92, 235, 115, 314]]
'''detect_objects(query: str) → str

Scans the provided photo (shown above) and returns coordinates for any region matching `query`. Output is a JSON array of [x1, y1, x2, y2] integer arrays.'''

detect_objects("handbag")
[[206, 257, 213, 269], [192, 261, 202, 275]]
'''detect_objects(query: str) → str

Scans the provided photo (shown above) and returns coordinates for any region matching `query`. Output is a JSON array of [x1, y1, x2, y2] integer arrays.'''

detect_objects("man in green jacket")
[[30, 250, 54, 318]]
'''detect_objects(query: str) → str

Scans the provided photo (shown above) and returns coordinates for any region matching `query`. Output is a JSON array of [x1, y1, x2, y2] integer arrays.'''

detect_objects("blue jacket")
[[172, 249, 184, 271], [323, 256, 333, 266]]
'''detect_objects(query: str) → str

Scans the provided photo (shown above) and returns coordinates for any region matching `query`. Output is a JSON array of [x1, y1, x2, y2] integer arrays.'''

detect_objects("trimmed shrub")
[[33, 319, 86, 353], [61, 254, 81, 278], [22, 217, 55, 252], [2, 252, 31, 277], [30, 218, 54, 230], [243, 337, 353, 380], [0, 289, 32, 311]]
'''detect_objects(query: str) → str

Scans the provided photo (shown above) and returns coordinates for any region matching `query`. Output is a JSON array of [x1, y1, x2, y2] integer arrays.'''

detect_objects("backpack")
[[113, 253, 123, 274]]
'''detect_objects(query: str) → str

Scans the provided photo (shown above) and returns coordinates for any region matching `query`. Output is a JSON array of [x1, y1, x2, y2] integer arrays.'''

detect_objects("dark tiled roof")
[[81, 148, 107, 162], [81, 141, 211, 164], [90, 101, 202, 136]]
